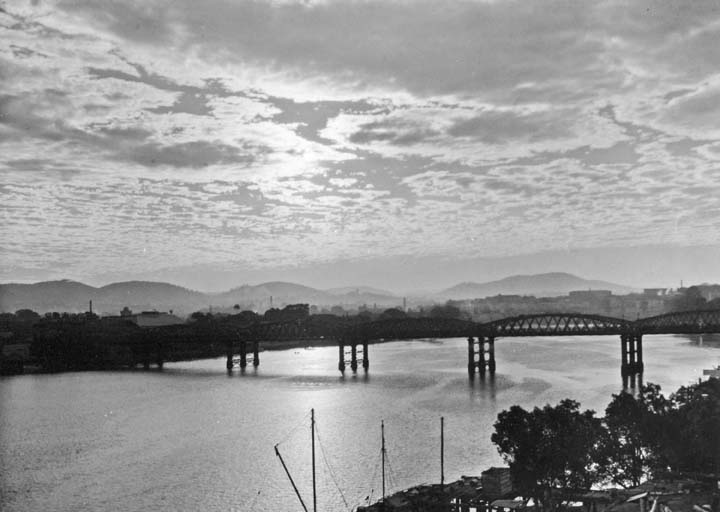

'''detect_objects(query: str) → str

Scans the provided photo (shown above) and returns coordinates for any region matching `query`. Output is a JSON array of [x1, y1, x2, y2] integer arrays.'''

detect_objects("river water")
[[1, 334, 718, 512]]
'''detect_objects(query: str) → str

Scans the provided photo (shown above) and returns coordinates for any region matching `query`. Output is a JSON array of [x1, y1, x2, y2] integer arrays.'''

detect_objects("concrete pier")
[[620, 334, 643, 377], [338, 340, 369, 373], [468, 336, 496, 376]]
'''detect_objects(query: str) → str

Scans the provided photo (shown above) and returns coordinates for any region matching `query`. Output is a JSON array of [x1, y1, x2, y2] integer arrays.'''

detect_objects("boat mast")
[[274, 444, 309, 512], [381, 419, 386, 502], [311, 408, 317, 512], [441, 416, 445, 488]]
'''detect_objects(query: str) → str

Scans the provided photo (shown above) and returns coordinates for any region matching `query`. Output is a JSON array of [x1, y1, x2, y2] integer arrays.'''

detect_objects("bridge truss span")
[[634, 309, 720, 335], [483, 313, 631, 337], [133, 307, 720, 378], [352, 317, 477, 342]]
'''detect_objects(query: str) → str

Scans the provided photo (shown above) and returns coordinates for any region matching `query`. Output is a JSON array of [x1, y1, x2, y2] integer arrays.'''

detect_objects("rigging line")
[[314, 424, 350, 511], [352, 449, 381, 512], [367, 450, 381, 498], [385, 453, 399, 494]]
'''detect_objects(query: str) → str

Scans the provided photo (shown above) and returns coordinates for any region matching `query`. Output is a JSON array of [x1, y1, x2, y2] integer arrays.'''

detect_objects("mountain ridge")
[[0, 279, 403, 315], [437, 272, 637, 299], [0, 272, 639, 314]]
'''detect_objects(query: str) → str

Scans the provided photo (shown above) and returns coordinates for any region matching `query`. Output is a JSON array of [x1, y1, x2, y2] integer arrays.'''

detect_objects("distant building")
[[487, 294, 525, 303], [643, 288, 669, 296], [481, 467, 513, 499], [568, 290, 612, 300], [124, 309, 185, 328]]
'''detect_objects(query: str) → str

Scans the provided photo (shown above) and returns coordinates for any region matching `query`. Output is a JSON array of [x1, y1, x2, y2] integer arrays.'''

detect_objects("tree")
[[379, 308, 407, 320], [492, 399, 603, 510], [14, 309, 41, 323], [665, 378, 720, 473], [596, 384, 671, 488], [190, 311, 211, 321], [233, 310, 259, 325]]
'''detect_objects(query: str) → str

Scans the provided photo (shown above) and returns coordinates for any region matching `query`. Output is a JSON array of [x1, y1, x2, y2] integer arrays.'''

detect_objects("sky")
[[2, 0, 720, 293]]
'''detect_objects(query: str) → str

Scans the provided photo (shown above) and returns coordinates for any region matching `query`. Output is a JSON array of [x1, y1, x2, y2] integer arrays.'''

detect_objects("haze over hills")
[[0, 280, 404, 315], [0, 272, 639, 315], [436, 272, 637, 299]]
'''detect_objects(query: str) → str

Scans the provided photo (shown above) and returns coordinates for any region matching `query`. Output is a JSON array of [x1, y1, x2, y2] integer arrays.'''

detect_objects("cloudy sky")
[[2, 0, 720, 292]]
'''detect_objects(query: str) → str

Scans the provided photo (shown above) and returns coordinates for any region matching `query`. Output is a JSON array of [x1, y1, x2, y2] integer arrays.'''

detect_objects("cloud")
[[4, 0, 720, 287], [125, 140, 260, 168]]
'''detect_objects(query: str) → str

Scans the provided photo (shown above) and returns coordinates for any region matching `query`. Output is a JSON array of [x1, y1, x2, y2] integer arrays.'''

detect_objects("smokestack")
[[89, 300, 93, 314]]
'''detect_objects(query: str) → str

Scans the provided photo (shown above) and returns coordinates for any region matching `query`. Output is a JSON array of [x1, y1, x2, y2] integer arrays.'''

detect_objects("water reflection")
[[467, 372, 497, 401], [622, 372, 644, 392], [3, 335, 716, 512]]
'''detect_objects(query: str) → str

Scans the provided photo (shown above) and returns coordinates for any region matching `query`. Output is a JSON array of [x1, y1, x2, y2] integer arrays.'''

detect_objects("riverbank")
[[358, 474, 720, 512], [0, 337, 434, 376]]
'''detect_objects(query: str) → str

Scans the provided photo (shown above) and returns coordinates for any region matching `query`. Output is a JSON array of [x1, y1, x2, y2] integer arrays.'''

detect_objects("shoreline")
[[1, 337, 440, 376]]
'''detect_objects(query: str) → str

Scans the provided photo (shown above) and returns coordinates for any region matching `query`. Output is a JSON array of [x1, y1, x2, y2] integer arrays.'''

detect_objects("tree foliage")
[[492, 379, 720, 509], [491, 399, 603, 509], [379, 308, 407, 320], [665, 378, 720, 473], [596, 384, 671, 488]]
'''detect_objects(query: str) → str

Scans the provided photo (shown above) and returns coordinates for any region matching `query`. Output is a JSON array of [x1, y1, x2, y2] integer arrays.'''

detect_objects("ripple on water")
[[1, 335, 717, 512]]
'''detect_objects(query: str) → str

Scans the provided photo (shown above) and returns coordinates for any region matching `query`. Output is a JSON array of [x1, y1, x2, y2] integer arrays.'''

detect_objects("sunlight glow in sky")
[[2, 0, 720, 291]]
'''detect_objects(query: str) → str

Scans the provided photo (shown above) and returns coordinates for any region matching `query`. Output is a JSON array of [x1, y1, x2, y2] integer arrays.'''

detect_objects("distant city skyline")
[[3, 2, 720, 292]]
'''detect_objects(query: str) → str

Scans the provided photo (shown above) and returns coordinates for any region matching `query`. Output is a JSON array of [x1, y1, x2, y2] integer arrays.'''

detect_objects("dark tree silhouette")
[[596, 384, 671, 488], [492, 399, 603, 510], [379, 308, 407, 320], [666, 378, 720, 473]]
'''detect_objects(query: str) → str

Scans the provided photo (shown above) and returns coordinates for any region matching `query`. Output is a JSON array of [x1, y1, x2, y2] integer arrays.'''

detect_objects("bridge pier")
[[468, 336, 495, 376], [487, 337, 496, 374], [240, 340, 248, 368], [468, 337, 476, 375], [226, 341, 234, 371], [140, 339, 163, 370], [233, 340, 259, 369], [338, 340, 368, 373], [156, 342, 164, 369], [620, 334, 644, 377], [635, 335, 643, 373]]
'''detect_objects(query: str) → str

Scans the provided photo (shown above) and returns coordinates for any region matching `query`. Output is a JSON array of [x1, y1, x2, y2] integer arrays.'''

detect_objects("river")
[[1, 334, 718, 512]]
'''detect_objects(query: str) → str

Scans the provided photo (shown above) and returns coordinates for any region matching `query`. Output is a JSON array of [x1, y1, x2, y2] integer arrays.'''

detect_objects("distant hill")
[[325, 286, 396, 297], [0, 280, 206, 315], [0, 279, 403, 315], [0, 273, 636, 315], [436, 272, 636, 299], [213, 282, 401, 309], [212, 281, 331, 308]]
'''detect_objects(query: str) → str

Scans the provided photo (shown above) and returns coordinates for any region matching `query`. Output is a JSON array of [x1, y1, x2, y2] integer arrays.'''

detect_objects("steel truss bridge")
[[138, 309, 720, 378]]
